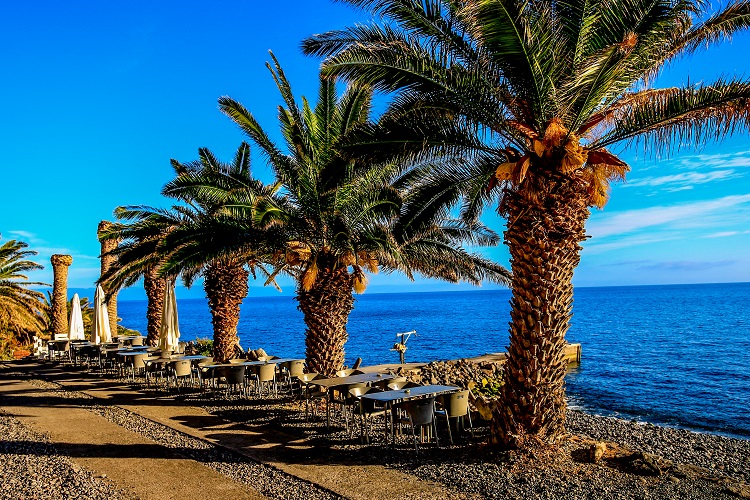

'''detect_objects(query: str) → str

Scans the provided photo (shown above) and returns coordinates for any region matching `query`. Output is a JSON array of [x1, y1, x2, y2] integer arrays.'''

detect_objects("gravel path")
[[0, 409, 134, 500], [4, 366, 749, 500], [24, 378, 342, 500]]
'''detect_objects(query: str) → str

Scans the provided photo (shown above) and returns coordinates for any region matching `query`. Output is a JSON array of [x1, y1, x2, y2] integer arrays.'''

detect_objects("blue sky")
[[1, 0, 749, 300]]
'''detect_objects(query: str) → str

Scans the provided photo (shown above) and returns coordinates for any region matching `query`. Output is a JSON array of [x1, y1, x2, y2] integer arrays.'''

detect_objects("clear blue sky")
[[1, 0, 748, 300]]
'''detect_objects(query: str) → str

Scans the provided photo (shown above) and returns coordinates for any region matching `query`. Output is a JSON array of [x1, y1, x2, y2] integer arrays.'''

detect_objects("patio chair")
[[221, 365, 247, 397], [387, 380, 420, 391], [126, 353, 150, 383], [130, 336, 144, 346], [335, 368, 364, 377], [145, 356, 170, 387], [349, 386, 387, 443], [298, 372, 326, 420], [171, 359, 193, 392], [373, 376, 406, 390], [435, 390, 474, 445], [333, 382, 367, 432], [254, 362, 277, 397], [280, 360, 305, 395], [400, 398, 439, 454], [194, 358, 216, 390]]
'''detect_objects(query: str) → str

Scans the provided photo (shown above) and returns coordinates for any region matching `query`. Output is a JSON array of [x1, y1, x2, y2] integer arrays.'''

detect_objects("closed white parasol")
[[68, 293, 85, 340], [92, 285, 111, 344], [158, 280, 180, 353]]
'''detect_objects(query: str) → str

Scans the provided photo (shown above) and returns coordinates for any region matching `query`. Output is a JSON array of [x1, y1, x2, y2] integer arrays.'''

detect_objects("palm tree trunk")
[[297, 263, 354, 377], [494, 170, 590, 448], [50, 254, 72, 335], [143, 266, 166, 347], [98, 221, 120, 336], [204, 261, 249, 363]]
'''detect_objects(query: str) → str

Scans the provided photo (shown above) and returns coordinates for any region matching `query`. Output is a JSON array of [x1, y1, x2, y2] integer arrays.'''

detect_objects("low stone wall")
[[395, 358, 504, 389]]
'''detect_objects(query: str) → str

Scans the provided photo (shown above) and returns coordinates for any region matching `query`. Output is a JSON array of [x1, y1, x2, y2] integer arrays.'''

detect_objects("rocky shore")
[[1, 364, 749, 499]]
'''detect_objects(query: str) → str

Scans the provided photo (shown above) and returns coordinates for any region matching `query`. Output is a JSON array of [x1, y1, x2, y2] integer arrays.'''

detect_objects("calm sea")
[[118, 282, 750, 438]]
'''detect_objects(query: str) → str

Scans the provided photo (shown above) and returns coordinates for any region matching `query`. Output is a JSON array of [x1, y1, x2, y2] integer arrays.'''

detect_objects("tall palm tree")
[[219, 54, 509, 376], [103, 143, 281, 362], [302, 0, 750, 447], [0, 236, 49, 343]]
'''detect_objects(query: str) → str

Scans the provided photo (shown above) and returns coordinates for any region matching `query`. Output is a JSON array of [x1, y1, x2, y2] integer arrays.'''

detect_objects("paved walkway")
[[0, 360, 462, 500]]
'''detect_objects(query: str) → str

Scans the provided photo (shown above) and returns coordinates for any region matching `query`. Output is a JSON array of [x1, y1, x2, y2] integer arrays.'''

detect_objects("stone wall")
[[401, 358, 504, 389]]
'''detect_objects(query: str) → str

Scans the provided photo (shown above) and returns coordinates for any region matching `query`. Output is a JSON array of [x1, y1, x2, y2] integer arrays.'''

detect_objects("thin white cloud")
[[588, 194, 750, 239], [704, 230, 750, 238], [676, 151, 750, 170], [623, 169, 738, 189], [582, 234, 681, 253], [6, 230, 43, 243], [637, 260, 735, 272]]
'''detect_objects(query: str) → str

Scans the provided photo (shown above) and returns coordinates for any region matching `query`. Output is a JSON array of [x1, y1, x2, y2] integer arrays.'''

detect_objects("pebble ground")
[[2, 365, 748, 499]]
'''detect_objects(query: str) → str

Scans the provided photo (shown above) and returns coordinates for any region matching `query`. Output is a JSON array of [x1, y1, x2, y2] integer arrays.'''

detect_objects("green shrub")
[[470, 377, 504, 399], [193, 338, 213, 356]]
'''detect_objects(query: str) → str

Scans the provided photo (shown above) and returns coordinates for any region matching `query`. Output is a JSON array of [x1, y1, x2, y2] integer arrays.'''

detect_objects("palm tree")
[[104, 143, 281, 362], [219, 54, 509, 376], [99, 213, 173, 347], [0, 236, 49, 345], [302, 0, 750, 447]]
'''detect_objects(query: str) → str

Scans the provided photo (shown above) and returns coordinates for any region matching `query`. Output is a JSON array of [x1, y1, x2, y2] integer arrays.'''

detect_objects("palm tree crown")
[[0, 236, 49, 342], [219, 54, 509, 374], [104, 143, 283, 361]]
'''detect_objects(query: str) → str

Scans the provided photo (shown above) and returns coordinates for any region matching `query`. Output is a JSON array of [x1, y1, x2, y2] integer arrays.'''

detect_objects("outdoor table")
[[361, 384, 460, 443], [242, 357, 303, 366], [47, 340, 70, 361], [69, 342, 94, 365], [310, 372, 397, 430]]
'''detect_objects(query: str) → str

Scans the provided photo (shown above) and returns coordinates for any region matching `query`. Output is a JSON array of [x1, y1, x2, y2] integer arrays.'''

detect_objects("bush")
[[193, 338, 213, 356]]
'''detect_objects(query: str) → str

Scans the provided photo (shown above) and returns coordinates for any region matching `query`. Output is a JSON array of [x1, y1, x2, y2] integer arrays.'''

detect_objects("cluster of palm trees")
[[102, 56, 510, 376], [104, 0, 750, 449], [0, 236, 49, 354]]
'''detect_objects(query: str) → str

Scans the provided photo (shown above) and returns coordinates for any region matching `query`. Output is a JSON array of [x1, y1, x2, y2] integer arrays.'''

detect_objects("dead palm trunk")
[[494, 168, 590, 448], [50, 254, 72, 336], [143, 265, 166, 347], [296, 263, 354, 377], [98, 221, 120, 335], [203, 261, 249, 363]]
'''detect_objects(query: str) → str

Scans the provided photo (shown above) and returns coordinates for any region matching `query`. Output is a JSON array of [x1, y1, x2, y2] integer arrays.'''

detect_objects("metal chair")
[[435, 390, 474, 445], [280, 360, 305, 394], [335, 368, 364, 377], [349, 386, 387, 443], [222, 365, 247, 397], [255, 363, 277, 397], [400, 398, 439, 453], [298, 372, 326, 420], [170, 359, 193, 392]]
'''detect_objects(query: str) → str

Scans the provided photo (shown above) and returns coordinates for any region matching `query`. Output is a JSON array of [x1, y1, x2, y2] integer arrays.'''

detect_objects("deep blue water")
[[118, 282, 750, 438]]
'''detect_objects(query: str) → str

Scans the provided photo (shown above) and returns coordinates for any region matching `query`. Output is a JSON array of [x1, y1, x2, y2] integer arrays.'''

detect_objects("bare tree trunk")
[[143, 265, 166, 347], [203, 261, 249, 363], [50, 254, 72, 335], [98, 221, 120, 335], [297, 261, 354, 377], [494, 169, 589, 448]]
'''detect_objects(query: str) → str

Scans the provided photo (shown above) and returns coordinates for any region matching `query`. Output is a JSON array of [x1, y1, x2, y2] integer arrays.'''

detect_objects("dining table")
[[309, 372, 398, 430], [360, 384, 460, 443]]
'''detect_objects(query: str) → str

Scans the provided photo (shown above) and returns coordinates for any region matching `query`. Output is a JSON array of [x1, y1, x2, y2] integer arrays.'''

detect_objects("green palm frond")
[[0, 236, 49, 337]]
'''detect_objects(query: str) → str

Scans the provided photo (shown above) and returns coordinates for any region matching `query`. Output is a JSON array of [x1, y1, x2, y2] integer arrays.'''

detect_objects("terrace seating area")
[[38, 336, 477, 452]]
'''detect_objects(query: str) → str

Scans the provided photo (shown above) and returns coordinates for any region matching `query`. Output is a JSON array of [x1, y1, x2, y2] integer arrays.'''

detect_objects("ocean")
[[117, 282, 750, 439]]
